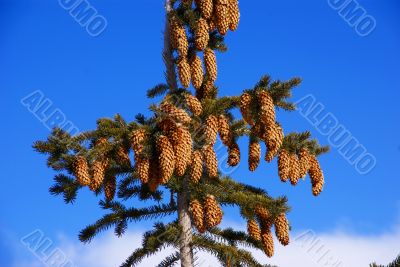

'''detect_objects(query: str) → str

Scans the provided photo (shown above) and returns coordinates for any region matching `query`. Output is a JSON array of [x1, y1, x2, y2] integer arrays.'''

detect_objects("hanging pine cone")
[[247, 219, 261, 241], [258, 91, 275, 126], [274, 213, 290, 246], [169, 16, 188, 56], [201, 79, 215, 98], [104, 176, 116, 201], [208, 18, 216, 32], [289, 154, 300, 186], [190, 150, 203, 183], [261, 229, 274, 258], [228, 0, 240, 31], [177, 56, 191, 88], [148, 159, 160, 192], [135, 156, 150, 184], [204, 48, 217, 82], [131, 129, 147, 155], [156, 135, 175, 184], [190, 55, 204, 91], [308, 154, 324, 196], [170, 126, 192, 176], [278, 149, 290, 182], [298, 148, 311, 178], [203, 144, 218, 178], [215, 0, 229, 35], [195, 18, 209, 50], [240, 93, 254, 126], [248, 140, 261, 172], [204, 194, 223, 228], [90, 159, 107, 191], [160, 103, 191, 124], [190, 199, 206, 233], [218, 115, 233, 146], [228, 142, 240, 167], [264, 124, 283, 162], [73, 156, 91, 186], [117, 146, 131, 167], [185, 93, 203, 116], [255, 205, 270, 222], [204, 115, 219, 144], [195, 0, 213, 19]]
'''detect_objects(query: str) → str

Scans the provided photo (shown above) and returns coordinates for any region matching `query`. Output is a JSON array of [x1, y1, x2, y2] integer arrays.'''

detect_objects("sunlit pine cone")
[[190, 55, 204, 91], [215, 0, 229, 35], [204, 115, 219, 145], [190, 199, 206, 233], [228, 0, 240, 31], [116, 146, 131, 167], [264, 124, 283, 162], [204, 48, 217, 83], [228, 142, 240, 167], [190, 150, 203, 183], [208, 17, 217, 32], [204, 194, 223, 228], [195, 17, 210, 50], [169, 16, 188, 56], [249, 141, 261, 172], [195, 0, 213, 19], [289, 153, 301, 186], [177, 56, 191, 88], [104, 176, 116, 201], [240, 93, 254, 126], [298, 148, 311, 178], [90, 159, 107, 191], [203, 144, 218, 178], [261, 229, 274, 258], [278, 149, 290, 182], [131, 129, 147, 155], [247, 219, 261, 241], [185, 92, 203, 116], [308, 154, 324, 196], [274, 213, 290, 246], [170, 126, 192, 176], [135, 156, 150, 184], [160, 103, 191, 124], [148, 159, 161, 192], [156, 135, 175, 184], [258, 91, 276, 126], [73, 156, 91, 186], [218, 115, 233, 147], [255, 205, 270, 222]]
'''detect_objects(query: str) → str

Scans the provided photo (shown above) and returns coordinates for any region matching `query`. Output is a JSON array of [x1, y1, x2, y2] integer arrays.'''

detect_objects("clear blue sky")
[[1, 0, 399, 266]]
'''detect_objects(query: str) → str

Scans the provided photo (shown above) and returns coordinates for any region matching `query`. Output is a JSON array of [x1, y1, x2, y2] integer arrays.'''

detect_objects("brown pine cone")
[[169, 16, 188, 56], [289, 154, 301, 186], [203, 144, 218, 178], [185, 93, 203, 116], [195, 18, 209, 50], [104, 176, 116, 201], [195, 0, 213, 19], [204, 115, 219, 145], [201, 79, 215, 98], [170, 126, 192, 176], [135, 156, 150, 184], [228, 0, 240, 31], [208, 18, 217, 32], [190, 199, 206, 233], [240, 93, 254, 126], [274, 213, 290, 246], [218, 115, 233, 147], [148, 159, 160, 192], [190, 55, 204, 91], [261, 229, 274, 258], [228, 142, 240, 167], [156, 135, 175, 184], [204, 195, 223, 228], [278, 149, 290, 182], [264, 124, 283, 162], [308, 154, 324, 196], [255, 205, 270, 222], [131, 129, 147, 155], [258, 91, 275, 126], [73, 156, 91, 186], [177, 56, 191, 88], [190, 150, 203, 183], [204, 48, 217, 82], [215, 0, 229, 35], [90, 159, 107, 191], [160, 103, 191, 124], [299, 148, 311, 178], [249, 141, 261, 172], [117, 146, 131, 167], [247, 219, 261, 241], [182, 0, 193, 7]]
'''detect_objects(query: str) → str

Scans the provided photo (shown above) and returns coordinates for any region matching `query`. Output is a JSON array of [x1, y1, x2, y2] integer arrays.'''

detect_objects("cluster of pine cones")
[[72, 138, 131, 201], [247, 207, 290, 258], [189, 195, 223, 233], [170, 0, 240, 96]]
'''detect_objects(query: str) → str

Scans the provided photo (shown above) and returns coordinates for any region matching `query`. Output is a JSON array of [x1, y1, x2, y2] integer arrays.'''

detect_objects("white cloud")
[[14, 221, 400, 267]]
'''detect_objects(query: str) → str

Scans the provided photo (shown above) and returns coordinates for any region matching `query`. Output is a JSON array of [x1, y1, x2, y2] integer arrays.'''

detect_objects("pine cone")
[[104, 176, 116, 201], [261, 229, 274, 258], [258, 91, 275, 126], [195, 18, 209, 50], [177, 56, 191, 88], [190, 199, 206, 233], [240, 93, 254, 125], [190, 55, 204, 91], [255, 205, 270, 222], [135, 156, 150, 184], [289, 154, 300, 186], [195, 0, 213, 19], [278, 149, 290, 182], [218, 115, 233, 146], [308, 154, 324, 196], [156, 135, 175, 184], [264, 124, 283, 162], [148, 159, 160, 192], [117, 146, 131, 167], [170, 126, 192, 176], [73, 156, 91, 186], [249, 141, 261, 172], [131, 129, 147, 155], [215, 0, 229, 35], [204, 48, 217, 82], [228, 142, 240, 167], [160, 103, 191, 124], [247, 219, 261, 241], [169, 16, 188, 56], [204, 195, 223, 228], [90, 159, 107, 191], [274, 213, 290, 246], [190, 150, 203, 183], [299, 148, 311, 178], [185, 93, 203, 116], [204, 115, 219, 144], [228, 0, 240, 31], [203, 144, 218, 178], [208, 18, 217, 32], [201, 79, 215, 98]]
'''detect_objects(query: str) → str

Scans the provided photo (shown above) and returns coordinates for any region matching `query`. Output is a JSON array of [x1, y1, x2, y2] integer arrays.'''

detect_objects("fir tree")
[[370, 254, 400, 267], [34, 1, 329, 266]]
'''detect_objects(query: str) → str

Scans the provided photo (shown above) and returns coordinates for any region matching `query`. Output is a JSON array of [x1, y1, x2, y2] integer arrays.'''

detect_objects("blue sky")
[[1, 0, 399, 266]]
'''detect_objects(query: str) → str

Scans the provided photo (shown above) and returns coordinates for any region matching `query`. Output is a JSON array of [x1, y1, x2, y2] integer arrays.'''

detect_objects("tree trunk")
[[177, 188, 194, 267]]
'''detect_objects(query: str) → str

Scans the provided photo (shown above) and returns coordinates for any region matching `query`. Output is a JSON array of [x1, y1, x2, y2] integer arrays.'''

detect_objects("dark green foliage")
[[371, 254, 400, 267]]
